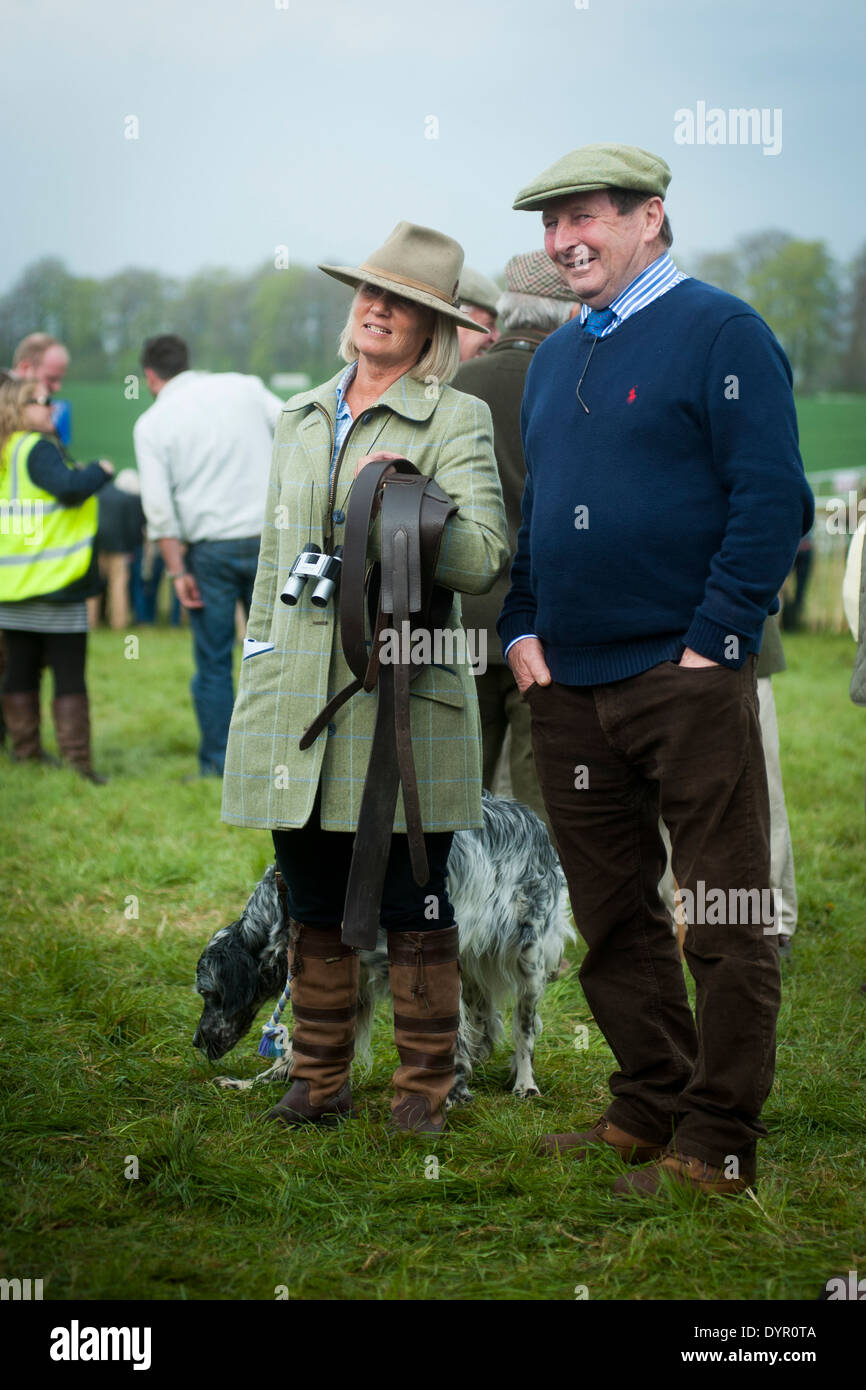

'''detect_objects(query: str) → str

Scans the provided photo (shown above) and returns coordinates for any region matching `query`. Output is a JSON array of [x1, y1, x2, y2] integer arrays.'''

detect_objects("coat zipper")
[[314, 402, 368, 549]]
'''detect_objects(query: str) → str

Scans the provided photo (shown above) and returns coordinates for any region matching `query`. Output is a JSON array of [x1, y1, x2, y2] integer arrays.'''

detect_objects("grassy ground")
[[1, 628, 864, 1301]]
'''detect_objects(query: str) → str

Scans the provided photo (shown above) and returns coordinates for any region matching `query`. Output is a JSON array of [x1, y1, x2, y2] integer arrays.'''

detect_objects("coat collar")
[[282, 366, 440, 424]]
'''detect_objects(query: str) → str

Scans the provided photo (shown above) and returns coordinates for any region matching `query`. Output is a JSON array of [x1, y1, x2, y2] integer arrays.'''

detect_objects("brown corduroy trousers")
[[526, 656, 781, 1167]]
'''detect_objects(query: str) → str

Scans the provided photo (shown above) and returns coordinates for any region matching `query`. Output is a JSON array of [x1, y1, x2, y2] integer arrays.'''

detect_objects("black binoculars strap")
[[299, 457, 456, 950]]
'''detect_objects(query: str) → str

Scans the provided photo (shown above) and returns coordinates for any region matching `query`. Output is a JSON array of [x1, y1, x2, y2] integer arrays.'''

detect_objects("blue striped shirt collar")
[[332, 363, 357, 470], [578, 251, 688, 334]]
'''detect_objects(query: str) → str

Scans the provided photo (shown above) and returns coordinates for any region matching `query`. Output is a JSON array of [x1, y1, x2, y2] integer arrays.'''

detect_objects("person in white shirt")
[[843, 515, 865, 643], [133, 334, 283, 776]]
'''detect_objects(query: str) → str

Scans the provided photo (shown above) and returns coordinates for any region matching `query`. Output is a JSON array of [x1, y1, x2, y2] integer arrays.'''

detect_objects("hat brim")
[[317, 263, 489, 332], [513, 180, 662, 212]]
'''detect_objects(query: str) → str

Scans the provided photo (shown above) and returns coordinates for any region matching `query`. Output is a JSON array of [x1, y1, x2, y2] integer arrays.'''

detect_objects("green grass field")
[[62, 382, 151, 475], [1, 629, 864, 1301], [797, 396, 866, 485]]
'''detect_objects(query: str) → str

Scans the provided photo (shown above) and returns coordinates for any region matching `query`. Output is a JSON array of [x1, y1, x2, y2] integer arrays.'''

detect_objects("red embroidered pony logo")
[[627, 387, 637, 403]]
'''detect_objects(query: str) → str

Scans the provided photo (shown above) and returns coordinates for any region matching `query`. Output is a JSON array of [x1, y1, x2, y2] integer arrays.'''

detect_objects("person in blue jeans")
[[184, 537, 260, 774], [133, 334, 283, 776]]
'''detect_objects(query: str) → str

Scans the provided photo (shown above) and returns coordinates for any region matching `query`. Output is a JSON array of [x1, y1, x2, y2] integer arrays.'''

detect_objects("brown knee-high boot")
[[2, 690, 60, 765], [52, 693, 107, 783], [388, 924, 460, 1134], [4, 690, 44, 761], [266, 920, 360, 1127]]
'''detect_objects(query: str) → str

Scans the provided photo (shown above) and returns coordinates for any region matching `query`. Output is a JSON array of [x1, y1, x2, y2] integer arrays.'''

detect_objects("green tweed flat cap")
[[457, 266, 501, 316], [513, 143, 672, 211]]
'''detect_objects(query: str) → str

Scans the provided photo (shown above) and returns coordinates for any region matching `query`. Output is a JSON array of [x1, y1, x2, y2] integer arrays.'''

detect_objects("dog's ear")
[[218, 937, 261, 1020]]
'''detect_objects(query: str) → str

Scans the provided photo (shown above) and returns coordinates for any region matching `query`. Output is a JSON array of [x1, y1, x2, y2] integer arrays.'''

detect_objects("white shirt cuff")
[[503, 633, 539, 660]]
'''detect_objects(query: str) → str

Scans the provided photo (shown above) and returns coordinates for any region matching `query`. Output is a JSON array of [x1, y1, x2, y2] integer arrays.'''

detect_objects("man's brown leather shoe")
[[612, 1150, 756, 1198], [535, 1115, 666, 1163]]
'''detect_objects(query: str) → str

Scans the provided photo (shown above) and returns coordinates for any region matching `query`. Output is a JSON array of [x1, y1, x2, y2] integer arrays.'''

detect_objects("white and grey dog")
[[193, 792, 575, 1105]]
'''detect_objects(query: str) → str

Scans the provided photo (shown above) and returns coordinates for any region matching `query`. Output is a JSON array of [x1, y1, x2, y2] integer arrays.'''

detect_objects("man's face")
[[456, 305, 498, 361], [542, 190, 661, 307], [34, 346, 69, 394]]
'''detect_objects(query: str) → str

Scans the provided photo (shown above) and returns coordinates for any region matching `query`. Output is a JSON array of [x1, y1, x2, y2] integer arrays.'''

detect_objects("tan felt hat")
[[319, 222, 489, 333], [457, 266, 501, 316], [513, 143, 672, 211]]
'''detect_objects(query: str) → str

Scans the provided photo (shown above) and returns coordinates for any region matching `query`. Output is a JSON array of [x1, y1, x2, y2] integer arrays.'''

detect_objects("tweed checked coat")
[[221, 368, 510, 833]]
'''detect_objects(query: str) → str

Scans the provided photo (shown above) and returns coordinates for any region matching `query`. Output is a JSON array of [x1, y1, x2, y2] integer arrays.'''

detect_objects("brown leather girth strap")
[[299, 457, 457, 950], [342, 660, 402, 947], [274, 868, 289, 928]]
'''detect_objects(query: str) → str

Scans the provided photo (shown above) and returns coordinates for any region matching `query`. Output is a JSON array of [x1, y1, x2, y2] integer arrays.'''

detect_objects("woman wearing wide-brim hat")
[[221, 222, 509, 1134]]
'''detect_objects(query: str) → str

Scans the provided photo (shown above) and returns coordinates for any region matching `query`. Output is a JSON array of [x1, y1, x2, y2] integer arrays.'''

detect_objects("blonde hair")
[[0, 377, 40, 466], [338, 291, 461, 387]]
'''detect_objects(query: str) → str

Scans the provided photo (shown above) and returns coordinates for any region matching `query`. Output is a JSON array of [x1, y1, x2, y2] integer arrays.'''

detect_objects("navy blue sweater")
[[497, 278, 815, 684]]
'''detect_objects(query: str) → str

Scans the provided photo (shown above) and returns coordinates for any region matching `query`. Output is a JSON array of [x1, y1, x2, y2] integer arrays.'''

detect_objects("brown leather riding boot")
[[535, 1115, 667, 1163], [52, 693, 107, 784], [3, 690, 60, 764], [387, 924, 460, 1134], [3, 690, 43, 760], [265, 921, 360, 1128]]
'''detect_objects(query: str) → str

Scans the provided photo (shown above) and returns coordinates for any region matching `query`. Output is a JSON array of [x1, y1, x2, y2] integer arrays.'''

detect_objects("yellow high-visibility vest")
[[0, 431, 97, 601]]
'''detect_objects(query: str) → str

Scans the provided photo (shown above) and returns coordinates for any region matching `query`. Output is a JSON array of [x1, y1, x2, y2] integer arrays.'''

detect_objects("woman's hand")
[[354, 451, 402, 518], [98, 459, 115, 478], [353, 450, 404, 479]]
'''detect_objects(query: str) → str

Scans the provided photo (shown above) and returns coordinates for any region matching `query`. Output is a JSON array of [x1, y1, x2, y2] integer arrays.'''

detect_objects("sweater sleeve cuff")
[[683, 614, 751, 668], [497, 610, 539, 653]]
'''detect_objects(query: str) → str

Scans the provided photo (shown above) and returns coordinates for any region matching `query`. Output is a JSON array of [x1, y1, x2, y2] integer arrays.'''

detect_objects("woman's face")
[[351, 283, 435, 370], [22, 391, 54, 434]]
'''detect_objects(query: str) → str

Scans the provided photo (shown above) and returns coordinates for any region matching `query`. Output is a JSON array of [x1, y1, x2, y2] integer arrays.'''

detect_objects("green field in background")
[[797, 396, 866, 485], [61, 381, 866, 481], [63, 382, 150, 473]]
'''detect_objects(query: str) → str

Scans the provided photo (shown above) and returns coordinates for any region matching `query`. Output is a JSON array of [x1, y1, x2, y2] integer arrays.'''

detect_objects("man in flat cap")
[[456, 267, 501, 361], [499, 143, 814, 1197], [455, 251, 576, 831]]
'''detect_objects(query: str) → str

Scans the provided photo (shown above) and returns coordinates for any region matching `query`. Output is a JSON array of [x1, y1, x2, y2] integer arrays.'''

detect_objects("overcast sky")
[[2, 0, 863, 291]]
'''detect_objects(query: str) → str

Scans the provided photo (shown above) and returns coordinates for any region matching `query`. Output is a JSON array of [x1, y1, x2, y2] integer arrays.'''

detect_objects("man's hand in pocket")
[[507, 636, 552, 695]]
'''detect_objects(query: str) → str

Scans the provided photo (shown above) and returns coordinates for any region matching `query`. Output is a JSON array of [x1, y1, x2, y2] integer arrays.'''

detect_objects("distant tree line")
[[1, 233, 863, 395], [690, 232, 864, 395], [0, 257, 352, 388]]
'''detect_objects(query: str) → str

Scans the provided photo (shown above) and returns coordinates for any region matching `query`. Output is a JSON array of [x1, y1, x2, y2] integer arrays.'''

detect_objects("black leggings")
[[1, 630, 88, 697], [272, 786, 455, 932]]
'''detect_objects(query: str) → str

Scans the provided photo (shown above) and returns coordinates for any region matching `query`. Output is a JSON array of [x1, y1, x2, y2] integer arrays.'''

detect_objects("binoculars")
[[280, 544, 343, 608]]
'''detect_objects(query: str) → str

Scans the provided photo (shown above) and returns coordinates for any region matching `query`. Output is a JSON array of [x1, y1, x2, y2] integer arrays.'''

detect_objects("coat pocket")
[[409, 664, 465, 708]]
